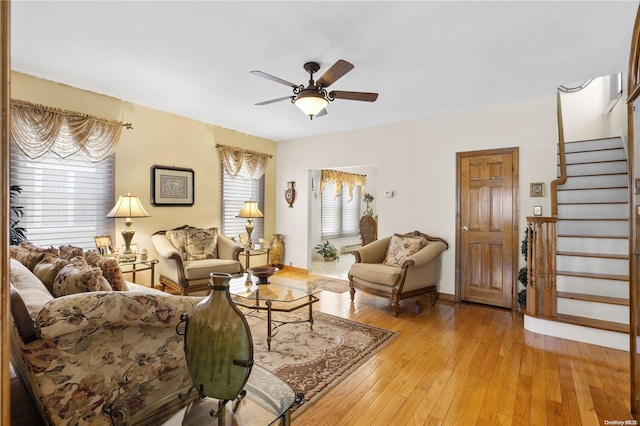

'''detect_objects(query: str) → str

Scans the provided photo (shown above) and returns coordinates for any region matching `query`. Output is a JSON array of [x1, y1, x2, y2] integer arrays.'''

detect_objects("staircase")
[[527, 136, 630, 349]]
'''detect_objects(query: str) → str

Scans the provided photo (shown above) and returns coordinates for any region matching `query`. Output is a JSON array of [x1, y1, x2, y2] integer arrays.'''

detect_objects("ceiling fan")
[[250, 59, 378, 119]]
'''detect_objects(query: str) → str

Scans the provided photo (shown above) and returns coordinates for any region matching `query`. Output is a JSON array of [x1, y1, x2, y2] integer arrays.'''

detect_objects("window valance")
[[319, 169, 366, 201], [216, 143, 272, 179], [10, 99, 131, 162]]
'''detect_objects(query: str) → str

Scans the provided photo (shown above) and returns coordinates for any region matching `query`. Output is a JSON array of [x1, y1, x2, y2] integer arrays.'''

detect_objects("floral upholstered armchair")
[[348, 230, 448, 316], [151, 225, 243, 295]]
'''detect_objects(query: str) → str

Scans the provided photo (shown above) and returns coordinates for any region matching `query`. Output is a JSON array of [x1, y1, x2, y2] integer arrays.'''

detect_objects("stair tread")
[[558, 218, 628, 221], [557, 234, 628, 240], [554, 314, 629, 334], [558, 201, 628, 205], [563, 172, 628, 177], [557, 186, 627, 191], [561, 147, 624, 154], [557, 291, 629, 306], [564, 159, 627, 165], [556, 250, 628, 260], [556, 270, 628, 281]]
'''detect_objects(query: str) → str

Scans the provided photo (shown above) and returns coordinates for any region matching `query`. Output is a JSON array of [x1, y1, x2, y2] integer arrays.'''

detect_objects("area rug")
[[246, 311, 397, 418], [308, 277, 350, 293]]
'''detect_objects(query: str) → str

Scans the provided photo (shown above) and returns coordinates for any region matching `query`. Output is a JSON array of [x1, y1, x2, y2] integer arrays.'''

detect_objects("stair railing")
[[525, 91, 564, 318], [525, 217, 558, 317], [550, 90, 567, 217]]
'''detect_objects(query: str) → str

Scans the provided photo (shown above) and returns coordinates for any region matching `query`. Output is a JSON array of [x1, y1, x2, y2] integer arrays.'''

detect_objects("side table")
[[118, 258, 158, 285], [239, 247, 271, 272]]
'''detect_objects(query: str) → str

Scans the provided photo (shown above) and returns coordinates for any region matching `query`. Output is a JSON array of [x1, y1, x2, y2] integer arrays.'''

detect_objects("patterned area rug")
[[246, 311, 397, 418], [308, 277, 350, 293]]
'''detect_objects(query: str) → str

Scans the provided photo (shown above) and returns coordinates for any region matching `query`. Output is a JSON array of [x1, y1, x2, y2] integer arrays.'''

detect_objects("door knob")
[[462, 226, 469, 232]]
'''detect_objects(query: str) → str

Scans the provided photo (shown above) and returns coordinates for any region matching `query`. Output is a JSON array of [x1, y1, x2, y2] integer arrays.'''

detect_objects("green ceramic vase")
[[183, 272, 253, 401]]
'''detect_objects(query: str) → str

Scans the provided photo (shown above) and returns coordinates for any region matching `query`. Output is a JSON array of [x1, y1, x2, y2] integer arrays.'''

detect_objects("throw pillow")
[[15, 242, 59, 271], [53, 257, 112, 297], [185, 227, 218, 260], [384, 234, 428, 267], [100, 258, 129, 291], [166, 227, 190, 257], [83, 251, 104, 267], [58, 244, 85, 260], [33, 256, 69, 294]]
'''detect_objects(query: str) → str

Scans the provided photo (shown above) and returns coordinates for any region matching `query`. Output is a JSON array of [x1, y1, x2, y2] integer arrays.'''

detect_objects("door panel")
[[457, 148, 518, 308]]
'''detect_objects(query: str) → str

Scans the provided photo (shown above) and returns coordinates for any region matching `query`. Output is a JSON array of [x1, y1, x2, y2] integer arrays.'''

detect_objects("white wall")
[[561, 74, 628, 142], [277, 96, 559, 297]]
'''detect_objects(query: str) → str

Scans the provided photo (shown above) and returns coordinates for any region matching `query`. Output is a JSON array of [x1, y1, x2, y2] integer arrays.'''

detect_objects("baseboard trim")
[[280, 265, 308, 275], [437, 292, 455, 302]]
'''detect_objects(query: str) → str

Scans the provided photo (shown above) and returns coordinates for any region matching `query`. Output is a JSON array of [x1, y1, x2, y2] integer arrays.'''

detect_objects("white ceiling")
[[10, 1, 639, 142]]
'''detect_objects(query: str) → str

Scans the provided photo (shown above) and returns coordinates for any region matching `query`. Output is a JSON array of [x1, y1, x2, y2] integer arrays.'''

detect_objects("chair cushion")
[[383, 234, 427, 267], [349, 262, 402, 287], [183, 258, 242, 280]]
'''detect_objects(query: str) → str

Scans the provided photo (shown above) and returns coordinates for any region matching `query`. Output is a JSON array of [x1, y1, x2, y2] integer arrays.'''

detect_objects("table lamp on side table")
[[236, 200, 263, 250], [106, 193, 151, 261]]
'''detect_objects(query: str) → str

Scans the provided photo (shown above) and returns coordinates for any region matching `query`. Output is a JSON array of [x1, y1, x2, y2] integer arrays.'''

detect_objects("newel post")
[[525, 217, 558, 318]]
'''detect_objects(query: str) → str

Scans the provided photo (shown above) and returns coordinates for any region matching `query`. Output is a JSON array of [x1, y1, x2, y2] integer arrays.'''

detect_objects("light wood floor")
[[11, 270, 634, 425]]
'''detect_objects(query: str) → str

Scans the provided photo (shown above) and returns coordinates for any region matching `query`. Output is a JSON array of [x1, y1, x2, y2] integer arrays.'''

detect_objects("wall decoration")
[[94, 235, 114, 256], [285, 181, 296, 207], [530, 182, 544, 197], [533, 205, 542, 216], [151, 165, 194, 206]]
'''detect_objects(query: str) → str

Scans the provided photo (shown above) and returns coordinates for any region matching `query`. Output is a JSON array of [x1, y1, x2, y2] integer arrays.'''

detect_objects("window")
[[321, 182, 361, 239], [9, 139, 115, 250], [220, 166, 265, 242]]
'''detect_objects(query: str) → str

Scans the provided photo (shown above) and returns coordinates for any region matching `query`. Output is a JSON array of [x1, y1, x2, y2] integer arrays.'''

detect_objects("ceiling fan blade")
[[255, 96, 294, 106], [330, 91, 378, 102], [315, 108, 328, 118], [316, 60, 354, 88], [250, 70, 298, 88]]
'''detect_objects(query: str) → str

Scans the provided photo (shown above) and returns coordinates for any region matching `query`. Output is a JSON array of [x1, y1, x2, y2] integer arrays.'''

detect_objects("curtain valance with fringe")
[[319, 169, 366, 201], [10, 99, 130, 162], [216, 143, 272, 179]]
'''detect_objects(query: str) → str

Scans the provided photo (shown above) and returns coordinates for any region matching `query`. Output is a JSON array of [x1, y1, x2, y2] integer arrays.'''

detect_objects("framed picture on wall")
[[151, 165, 195, 206], [530, 182, 544, 197]]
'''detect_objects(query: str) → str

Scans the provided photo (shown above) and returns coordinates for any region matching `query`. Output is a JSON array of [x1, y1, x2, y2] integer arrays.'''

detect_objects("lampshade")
[[294, 90, 328, 118], [236, 201, 264, 219], [106, 194, 151, 218]]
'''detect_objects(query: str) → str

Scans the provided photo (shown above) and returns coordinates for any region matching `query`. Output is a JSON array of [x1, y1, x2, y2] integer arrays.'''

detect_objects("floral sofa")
[[9, 242, 202, 425]]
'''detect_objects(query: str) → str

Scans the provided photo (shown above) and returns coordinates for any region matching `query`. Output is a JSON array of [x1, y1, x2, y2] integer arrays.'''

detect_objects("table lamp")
[[106, 194, 150, 261], [236, 201, 263, 250]]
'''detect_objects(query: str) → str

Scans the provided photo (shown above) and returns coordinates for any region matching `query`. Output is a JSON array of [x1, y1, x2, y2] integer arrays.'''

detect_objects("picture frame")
[[530, 182, 544, 197], [151, 165, 194, 206], [533, 205, 542, 216], [94, 235, 114, 256]]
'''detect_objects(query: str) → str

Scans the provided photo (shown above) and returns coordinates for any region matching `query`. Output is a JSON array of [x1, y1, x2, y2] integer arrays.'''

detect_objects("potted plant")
[[517, 229, 530, 311], [363, 192, 375, 218], [10, 185, 27, 245], [315, 240, 339, 261]]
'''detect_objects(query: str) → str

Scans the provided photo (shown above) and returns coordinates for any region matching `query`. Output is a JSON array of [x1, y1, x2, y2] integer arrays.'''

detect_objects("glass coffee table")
[[105, 364, 300, 425], [229, 274, 322, 350]]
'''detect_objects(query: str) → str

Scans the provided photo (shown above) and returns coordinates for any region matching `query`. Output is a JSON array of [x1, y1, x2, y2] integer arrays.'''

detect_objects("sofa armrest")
[[403, 241, 448, 268], [36, 291, 202, 339], [217, 233, 243, 261], [353, 237, 391, 264], [10, 284, 38, 343]]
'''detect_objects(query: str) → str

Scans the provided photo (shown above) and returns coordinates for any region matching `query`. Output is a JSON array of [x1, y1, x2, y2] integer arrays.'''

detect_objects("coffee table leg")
[[267, 299, 272, 350]]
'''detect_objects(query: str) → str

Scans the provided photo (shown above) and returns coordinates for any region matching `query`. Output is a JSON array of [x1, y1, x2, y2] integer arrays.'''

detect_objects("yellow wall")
[[10, 72, 277, 284]]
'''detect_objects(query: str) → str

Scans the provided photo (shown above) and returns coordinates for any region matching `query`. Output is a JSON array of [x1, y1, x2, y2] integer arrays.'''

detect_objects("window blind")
[[220, 165, 265, 242], [9, 139, 115, 250], [321, 182, 361, 239]]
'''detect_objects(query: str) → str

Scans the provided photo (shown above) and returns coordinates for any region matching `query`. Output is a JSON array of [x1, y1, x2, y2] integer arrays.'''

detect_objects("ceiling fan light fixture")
[[294, 90, 328, 118]]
